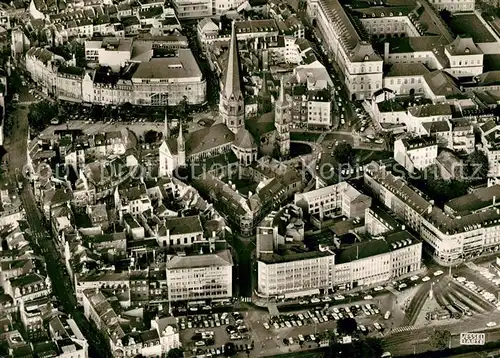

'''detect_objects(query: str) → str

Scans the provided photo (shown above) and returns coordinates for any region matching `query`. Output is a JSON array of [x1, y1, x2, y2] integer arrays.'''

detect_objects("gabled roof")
[[385, 63, 430, 77], [234, 128, 257, 149], [446, 36, 481, 56], [423, 70, 461, 97], [349, 41, 381, 62]]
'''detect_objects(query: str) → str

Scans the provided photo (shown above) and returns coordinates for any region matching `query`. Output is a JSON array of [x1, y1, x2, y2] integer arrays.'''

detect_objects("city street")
[[20, 184, 112, 357]]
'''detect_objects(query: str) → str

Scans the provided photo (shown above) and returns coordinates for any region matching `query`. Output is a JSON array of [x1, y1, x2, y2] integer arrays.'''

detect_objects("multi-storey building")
[[365, 162, 500, 265], [307, 0, 383, 100], [356, 7, 420, 38], [364, 206, 402, 236], [295, 181, 372, 220], [394, 135, 438, 173], [430, 0, 475, 12], [257, 247, 336, 297], [166, 250, 233, 301], [26, 45, 206, 106]]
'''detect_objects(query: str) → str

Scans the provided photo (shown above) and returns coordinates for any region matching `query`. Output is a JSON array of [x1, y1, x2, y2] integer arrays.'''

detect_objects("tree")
[[337, 317, 357, 336], [144, 130, 162, 144], [166, 348, 183, 358], [179, 95, 189, 118], [357, 337, 384, 358], [439, 9, 452, 23], [430, 330, 451, 350], [27, 101, 58, 133], [223, 342, 237, 357], [466, 150, 489, 181], [333, 142, 354, 165]]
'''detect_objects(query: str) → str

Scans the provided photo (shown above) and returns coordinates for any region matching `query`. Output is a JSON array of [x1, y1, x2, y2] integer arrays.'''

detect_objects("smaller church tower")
[[275, 78, 290, 158], [258, 72, 272, 114], [177, 121, 186, 167]]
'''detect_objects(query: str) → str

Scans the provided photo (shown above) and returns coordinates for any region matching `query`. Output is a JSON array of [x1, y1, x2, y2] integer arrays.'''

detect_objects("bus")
[[453, 301, 472, 316], [445, 304, 461, 319]]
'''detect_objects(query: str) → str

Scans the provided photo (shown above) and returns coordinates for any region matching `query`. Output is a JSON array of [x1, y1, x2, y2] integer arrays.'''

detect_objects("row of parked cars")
[[455, 275, 499, 308], [479, 268, 500, 287], [191, 343, 253, 358], [266, 302, 384, 330], [178, 312, 231, 330]]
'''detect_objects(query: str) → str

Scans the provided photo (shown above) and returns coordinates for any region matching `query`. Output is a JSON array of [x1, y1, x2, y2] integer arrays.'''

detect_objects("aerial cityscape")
[[3, 0, 500, 356]]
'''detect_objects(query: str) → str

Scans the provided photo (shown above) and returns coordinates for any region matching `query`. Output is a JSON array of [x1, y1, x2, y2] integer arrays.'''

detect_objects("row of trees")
[[27, 101, 59, 133]]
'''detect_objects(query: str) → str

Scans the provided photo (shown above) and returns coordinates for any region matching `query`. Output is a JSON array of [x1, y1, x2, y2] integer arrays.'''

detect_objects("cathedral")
[[159, 21, 291, 178]]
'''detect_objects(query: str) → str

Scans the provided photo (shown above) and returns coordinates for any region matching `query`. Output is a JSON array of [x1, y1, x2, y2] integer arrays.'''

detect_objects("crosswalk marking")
[[240, 297, 252, 303], [391, 326, 416, 334]]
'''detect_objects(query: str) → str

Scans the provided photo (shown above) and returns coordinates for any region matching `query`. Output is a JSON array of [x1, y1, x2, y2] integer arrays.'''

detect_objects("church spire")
[[177, 120, 185, 167], [223, 21, 242, 99], [277, 77, 288, 106], [258, 72, 271, 114], [177, 121, 184, 151]]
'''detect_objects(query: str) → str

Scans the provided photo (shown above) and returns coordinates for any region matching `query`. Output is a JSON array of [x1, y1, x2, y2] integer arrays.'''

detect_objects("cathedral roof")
[[221, 21, 243, 100], [162, 124, 235, 157], [234, 128, 258, 149]]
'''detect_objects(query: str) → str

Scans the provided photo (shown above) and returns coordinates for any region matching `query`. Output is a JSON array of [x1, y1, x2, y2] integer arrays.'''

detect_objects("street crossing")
[[391, 326, 417, 334]]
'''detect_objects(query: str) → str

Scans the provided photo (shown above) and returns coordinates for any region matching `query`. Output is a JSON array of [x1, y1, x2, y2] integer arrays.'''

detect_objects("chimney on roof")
[[384, 42, 390, 62]]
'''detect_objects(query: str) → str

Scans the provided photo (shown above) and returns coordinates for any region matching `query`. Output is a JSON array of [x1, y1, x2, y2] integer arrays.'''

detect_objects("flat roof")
[[132, 49, 202, 80]]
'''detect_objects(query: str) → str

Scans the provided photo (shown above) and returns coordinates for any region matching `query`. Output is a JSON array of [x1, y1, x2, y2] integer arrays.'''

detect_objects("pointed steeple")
[[277, 77, 288, 106], [177, 120, 186, 167], [258, 72, 271, 114], [223, 21, 243, 99], [163, 109, 169, 139], [177, 121, 184, 151]]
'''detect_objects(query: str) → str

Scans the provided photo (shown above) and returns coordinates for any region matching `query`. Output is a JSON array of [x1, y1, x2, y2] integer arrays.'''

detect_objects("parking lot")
[[178, 311, 255, 357]]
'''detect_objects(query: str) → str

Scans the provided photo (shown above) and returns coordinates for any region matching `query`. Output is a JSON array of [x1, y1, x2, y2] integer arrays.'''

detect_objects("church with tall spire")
[[159, 19, 291, 177], [219, 21, 245, 134]]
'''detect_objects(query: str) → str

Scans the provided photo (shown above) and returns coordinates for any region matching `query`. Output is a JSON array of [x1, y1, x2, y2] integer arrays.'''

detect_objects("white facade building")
[[394, 136, 438, 173], [166, 250, 233, 301], [257, 249, 336, 297]]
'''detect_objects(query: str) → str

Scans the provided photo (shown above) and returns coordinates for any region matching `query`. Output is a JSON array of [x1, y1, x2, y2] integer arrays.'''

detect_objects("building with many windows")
[[334, 230, 422, 288], [365, 161, 500, 265], [294, 181, 372, 220], [166, 250, 233, 301], [394, 135, 438, 173]]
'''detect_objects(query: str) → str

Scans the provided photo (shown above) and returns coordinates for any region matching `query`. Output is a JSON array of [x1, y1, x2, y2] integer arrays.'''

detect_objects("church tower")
[[258, 72, 272, 114], [275, 78, 290, 158], [219, 21, 245, 134], [177, 121, 186, 167]]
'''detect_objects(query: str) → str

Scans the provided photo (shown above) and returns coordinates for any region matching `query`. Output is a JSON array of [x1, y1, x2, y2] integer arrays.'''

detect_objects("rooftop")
[[259, 245, 334, 264], [336, 230, 418, 264], [400, 135, 437, 149], [448, 13, 496, 43], [132, 49, 202, 80], [408, 103, 452, 117], [164, 215, 203, 235], [445, 185, 500, 215], [166, 250, 233, 269]]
